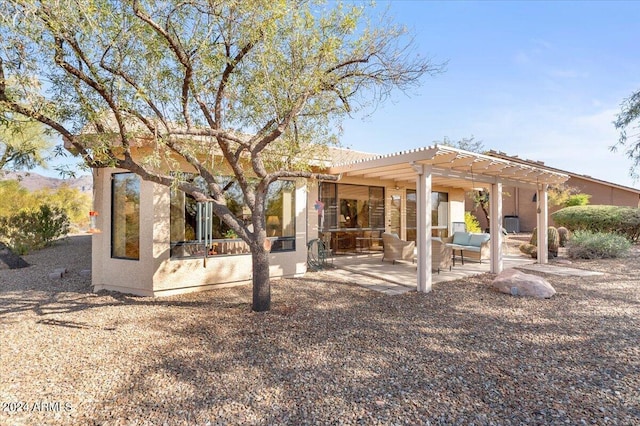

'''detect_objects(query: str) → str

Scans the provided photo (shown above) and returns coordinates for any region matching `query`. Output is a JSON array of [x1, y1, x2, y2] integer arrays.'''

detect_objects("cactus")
[[519, 243, 538, 258], [548, 226, 559, 257], [557, 227, 569, 247], [525, 227, 559, 258]]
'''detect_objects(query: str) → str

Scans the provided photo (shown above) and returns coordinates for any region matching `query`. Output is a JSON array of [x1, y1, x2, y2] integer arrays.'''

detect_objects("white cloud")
[[474, 106, 639, 188]]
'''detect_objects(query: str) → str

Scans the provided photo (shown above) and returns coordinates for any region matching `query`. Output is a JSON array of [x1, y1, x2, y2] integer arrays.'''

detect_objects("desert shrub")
[[464, 211, 482, 233], [566, 230, 631, 259], [565, 193, 591, 207], [0, 204, 69, 254], [551, 205, 640, 243], [0, 180, 91, 232]]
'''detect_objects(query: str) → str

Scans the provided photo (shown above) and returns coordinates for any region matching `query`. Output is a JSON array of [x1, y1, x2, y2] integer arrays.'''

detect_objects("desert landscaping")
[[1, 234, 638, 425]]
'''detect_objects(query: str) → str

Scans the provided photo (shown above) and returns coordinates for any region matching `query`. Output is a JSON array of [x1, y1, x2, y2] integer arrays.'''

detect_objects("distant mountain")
[[1, 171, 93, 194]]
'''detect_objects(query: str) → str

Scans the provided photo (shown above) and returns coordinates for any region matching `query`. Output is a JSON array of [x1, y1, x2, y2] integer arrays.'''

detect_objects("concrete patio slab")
[[328, 252, 537, 291], [516, 263, 605, 277]]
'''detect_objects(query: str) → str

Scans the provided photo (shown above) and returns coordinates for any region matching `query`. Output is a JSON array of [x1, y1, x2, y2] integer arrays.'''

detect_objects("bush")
[[566, 230, 631, 259], [551, 205, 640, 243], [464, 211, 482, 233], [565, 193, 591, 206], [0, 204, 69, 254]]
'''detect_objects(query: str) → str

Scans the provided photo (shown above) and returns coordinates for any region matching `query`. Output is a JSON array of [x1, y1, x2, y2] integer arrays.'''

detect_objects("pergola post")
[[489, 182, 503, 274], [414, 164, 433, 293], [536, 184, 549, 264]]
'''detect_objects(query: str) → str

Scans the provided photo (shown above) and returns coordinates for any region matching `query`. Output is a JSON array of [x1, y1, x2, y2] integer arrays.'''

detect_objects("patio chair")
[[381, 232, 415, 264], [432, 238, 453, 274]]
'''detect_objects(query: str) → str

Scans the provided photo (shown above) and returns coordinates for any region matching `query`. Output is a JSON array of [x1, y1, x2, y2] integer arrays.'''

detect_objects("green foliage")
[[551, 205, 640, 243], [0, 179, 91, 231], [548, 185, 591, 208], [557, 226, 569, 247], [0, 113, 53, 171], [613, 88, 640, 180], [464, 211, 482, 233], [223, 229, 238, 239], [566, 230, 631, 259], [0, 204, 69, 254], [530, 227, 537, 246], [566, 193, 591, 207]]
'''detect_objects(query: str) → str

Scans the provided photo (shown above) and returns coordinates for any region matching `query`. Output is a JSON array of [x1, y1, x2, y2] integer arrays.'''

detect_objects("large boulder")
[[0, 242, 29, 270], [491, 269, 556, 298]]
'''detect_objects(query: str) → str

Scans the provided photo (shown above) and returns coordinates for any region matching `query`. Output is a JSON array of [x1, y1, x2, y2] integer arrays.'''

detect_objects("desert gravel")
[[1, 235, 639, 425]]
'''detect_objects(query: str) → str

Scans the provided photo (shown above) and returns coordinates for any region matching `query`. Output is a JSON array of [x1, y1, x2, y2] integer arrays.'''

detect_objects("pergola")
[[328, 145, 569, 292]]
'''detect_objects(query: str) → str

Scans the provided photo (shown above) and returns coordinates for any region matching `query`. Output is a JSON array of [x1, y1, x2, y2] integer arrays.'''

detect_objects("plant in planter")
[[223, 229, 238, 239]]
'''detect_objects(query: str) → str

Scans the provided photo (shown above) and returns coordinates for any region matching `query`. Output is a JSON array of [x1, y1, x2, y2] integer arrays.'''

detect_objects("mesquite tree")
[[614, 89, 640, 181], [0, 0, 442, 311]]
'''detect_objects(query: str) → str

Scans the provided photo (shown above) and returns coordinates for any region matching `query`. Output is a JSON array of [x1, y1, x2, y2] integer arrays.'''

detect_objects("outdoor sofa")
[[443, 232, 490, 265]]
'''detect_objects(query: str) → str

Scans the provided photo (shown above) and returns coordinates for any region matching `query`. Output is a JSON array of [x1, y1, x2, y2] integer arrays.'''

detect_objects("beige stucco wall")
[[91, 168, 155, 296], [92, 170, 308, 297]]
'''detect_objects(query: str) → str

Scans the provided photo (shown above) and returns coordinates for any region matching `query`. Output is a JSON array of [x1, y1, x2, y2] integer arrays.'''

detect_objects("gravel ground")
[[1, 235, 639, 425]]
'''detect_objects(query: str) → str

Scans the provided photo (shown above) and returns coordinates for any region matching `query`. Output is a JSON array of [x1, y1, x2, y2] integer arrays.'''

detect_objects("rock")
[[53, 267, 68, 276], [79, 269, 92, 277], [0, 242, 29, 269], [49, 271, 63, 280], [491, 269, 556, 298]]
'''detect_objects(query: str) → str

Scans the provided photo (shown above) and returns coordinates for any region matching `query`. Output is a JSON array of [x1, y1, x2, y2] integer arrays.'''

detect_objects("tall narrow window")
[[111, 173, 140, 260]]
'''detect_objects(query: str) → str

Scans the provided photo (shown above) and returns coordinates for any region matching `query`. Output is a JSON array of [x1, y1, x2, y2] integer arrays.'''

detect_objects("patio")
[[329, 251, 536, 290]]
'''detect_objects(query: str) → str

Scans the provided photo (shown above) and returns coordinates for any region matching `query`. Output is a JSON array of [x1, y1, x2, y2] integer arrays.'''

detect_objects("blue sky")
[[339, 0, 640, 189]]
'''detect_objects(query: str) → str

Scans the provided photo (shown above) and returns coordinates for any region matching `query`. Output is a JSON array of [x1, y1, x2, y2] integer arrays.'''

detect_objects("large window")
[[318, 183, 385, 253], [170, 177, 296, 257], [406, 190, 449, 241], [318, 183, 385, 231], [111, 173, 140, 260]]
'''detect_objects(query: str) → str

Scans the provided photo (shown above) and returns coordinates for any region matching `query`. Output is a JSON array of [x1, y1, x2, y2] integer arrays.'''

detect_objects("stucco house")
[[82, 142, 569, 297], [468, 151, 640, 232]]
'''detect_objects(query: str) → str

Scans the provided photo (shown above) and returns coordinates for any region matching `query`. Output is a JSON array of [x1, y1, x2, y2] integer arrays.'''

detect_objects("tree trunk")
[[251, 244, 271, 312]]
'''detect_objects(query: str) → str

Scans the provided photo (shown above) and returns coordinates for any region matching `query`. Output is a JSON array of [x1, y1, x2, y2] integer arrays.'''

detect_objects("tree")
[[0, 0, 442, 311], [548, 185, 590, 208], [0, 113, 52, 172], [613, 89, 640, 181]]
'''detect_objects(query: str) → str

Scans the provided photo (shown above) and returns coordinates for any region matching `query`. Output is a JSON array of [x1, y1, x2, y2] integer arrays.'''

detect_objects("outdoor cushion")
[[468, 233, 490, 247], [452, 232, 471, 246]]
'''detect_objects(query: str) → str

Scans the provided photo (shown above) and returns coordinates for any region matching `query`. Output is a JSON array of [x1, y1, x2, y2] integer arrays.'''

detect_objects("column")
[[536, 184, 549, 264], [489, 182, 503, 274], [414, 164, 433, 293]]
